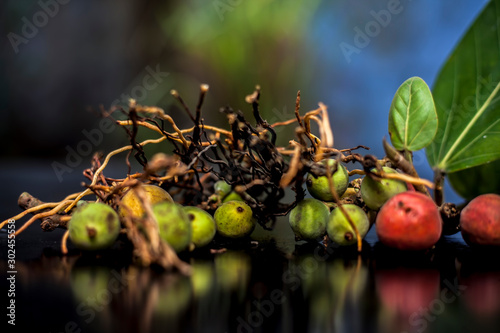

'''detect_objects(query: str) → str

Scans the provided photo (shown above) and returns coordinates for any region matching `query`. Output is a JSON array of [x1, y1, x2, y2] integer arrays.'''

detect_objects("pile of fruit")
[[290, 159, 500, 250], [2, 84, 499, 272]]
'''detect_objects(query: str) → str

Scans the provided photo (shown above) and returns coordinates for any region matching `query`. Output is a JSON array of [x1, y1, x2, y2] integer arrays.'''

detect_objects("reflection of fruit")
[[183, 206, 216, 248], [153, 202, 191, 252], [306, 159, 349, 202], [299, 258, 368, 330], [118, 184, 173, 219], [460, 193, 500, 247], [327, 259, 368, 305], [376, 192, 442, 250], [190, 261, 215, 299], [376, 268, 440, 317], [70, 266, 111, 311], [327, 204, 370, 246], [154, 275, 192, 318], [69, 203, 120, 250], [214, 251, 251, 297], [214, 201, 255, 238], [462, 272, 500, 316], [288, 199, 329, 241], [360, 167, 407, 210]]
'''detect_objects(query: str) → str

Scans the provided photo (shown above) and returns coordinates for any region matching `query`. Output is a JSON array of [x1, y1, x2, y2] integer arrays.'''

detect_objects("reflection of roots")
[[114, 267, 159, 333]]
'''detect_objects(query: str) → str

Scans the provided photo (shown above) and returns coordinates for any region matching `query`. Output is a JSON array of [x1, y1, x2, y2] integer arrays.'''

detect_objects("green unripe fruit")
[[306, 159, 349, 202], [214, 180, 231, 197], [183, 206, 216, 248], [288, 199, 329, 241], [153, 202, 191, 252], [76, 200, 90, 208], [214, 180, 243, 203], [119, 184, 173, 219], [214, 201, 255, 238], [68, 202, 120, 251], [360, 167, 407, 210], [327, 204, 370, 246], [222, 191, 244, 203]]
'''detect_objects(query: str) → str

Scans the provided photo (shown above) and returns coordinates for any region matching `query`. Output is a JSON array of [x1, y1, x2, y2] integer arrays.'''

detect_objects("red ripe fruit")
[[376, 191, 442, 250], [460, 193, 500, 247]]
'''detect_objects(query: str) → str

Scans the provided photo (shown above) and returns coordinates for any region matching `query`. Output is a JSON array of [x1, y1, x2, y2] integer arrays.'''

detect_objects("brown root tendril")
[[1, 85, 438, 271]]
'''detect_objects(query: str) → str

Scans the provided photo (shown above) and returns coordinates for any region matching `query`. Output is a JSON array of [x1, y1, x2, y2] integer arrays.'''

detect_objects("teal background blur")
[[0, 0, 490, 204]]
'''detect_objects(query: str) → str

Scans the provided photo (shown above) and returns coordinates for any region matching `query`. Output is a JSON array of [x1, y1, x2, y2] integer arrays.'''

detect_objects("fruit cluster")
[[290, 158, 500, 250], [68, 182, 256, 253], [2, 85, 499, 271], [290, 160, 437, 250]]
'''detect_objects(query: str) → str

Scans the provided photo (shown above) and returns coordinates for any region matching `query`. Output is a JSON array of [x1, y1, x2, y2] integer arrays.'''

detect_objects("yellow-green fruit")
[[119, 184, 173, 219], [289, 199, 329, 241], [153, 202, 191, 252], [183, 206, 216, 248], [360, 167, 407, 210], [306, 159, 349, 202], [68, 202, 120, 251], [327, 204, 370, 246], [214, 201, 255, 238]]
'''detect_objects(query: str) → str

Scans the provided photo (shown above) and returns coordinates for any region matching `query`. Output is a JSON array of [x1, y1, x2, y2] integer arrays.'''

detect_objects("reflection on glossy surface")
[[70, 265, 112, 331], [296, 255, 369, 333], [462, 272, 500, 317], [458, 252, 500, 321], [2, 223, 500, 332], [376, 268, 440, 317], [153, 274, 193, 318], [190, 260, 215, 299], [70, 266, 112, 310], [376, 268, 440, 333], [214, 250, 251, 297]]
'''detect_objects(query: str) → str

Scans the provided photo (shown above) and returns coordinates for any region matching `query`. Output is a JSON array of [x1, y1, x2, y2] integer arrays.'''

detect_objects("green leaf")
[[388, 77, 437, 151], [426, 0, 500, 173], [448, 159, 500, 200]]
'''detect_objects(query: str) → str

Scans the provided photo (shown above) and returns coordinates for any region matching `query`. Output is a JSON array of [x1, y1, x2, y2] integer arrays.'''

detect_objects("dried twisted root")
[[2, 84, 435, 268]]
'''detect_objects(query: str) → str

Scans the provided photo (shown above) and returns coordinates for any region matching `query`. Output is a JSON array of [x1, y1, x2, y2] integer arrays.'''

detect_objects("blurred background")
[[0, 0, 490, 204]]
